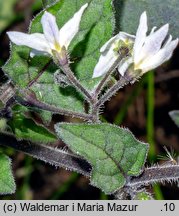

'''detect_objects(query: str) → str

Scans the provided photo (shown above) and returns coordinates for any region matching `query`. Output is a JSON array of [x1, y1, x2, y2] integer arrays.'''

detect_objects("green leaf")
[[0, 0, 17, 33], [38, 110, 53, 126], [114, 0, 179, 38], [55, 123, 149, 194], [8, 113, 57, 143], [12, 104, 53, 127], [0, 153, 16, 195], [3, 47, 85, 115], [3, 0, 114, 119], [169, 110, 179, 128], [70, 0, 115, 89]]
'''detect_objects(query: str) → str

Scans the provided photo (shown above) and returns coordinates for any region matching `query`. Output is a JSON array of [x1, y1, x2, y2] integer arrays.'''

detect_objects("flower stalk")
[[16, 91, 93, 121], [59, 64, 94, 104]]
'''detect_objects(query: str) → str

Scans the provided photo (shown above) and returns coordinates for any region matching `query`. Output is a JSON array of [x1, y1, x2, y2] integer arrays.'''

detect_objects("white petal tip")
[[82, 3, 88, 9], [92, 73, 99, 79], [78, 3, 88, 13], [78, 3, 88, 14], [118, 71, 125, 76], [162, 23, 169, 32], [166, 38, 178, 52], [7, 31, 15, 38], [92, 68, 104, 78], [139, 11, 147, 29], [141, 11, 147, 19], [6, 31, 21, 44], [174, 38, 179, 46]]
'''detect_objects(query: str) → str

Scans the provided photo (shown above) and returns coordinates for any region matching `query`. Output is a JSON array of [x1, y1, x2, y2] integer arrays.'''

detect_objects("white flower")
[[132, 12, 178, 74], [92, 32, 135, 78], [7, 4, 88, 58], [93, 11, 178, 78]]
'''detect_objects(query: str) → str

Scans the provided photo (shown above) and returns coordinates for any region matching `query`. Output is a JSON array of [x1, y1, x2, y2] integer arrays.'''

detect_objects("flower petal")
[[100, 32, 135, 53], [118, 57, 133, 76], [100, 35, 119, 53], [30, 49, 50, 58], [134, 11, 148, 63], [7, 32, 50, 53], [59, 3, 88, 48], [41, 11, 60, 48], [149, 26, 157, 35], [93, 49, 118, 78], [140, 38, 178, 73], [164, 35, 172, 46], [138, 24, 169, 63]]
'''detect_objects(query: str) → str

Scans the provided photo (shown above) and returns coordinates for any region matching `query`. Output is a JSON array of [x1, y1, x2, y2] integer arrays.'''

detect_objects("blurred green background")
[[0, 0, 179, 200]]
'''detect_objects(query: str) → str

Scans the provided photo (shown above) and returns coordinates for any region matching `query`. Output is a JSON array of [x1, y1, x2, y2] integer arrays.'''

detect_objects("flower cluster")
[[93, 12, 178, 78], [7, 7, 178, 79]]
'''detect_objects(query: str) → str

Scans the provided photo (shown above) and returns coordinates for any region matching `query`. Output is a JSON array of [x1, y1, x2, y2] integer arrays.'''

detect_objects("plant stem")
[[92, 49, 131, 120], [0, 132, 91, 177], [94, 55, 125, 97], [128, 165, 179, 187], [16, 93, 93, 121], [95, 76, 130, 109], [61, 64, 94, 104], [1, 132, 178, 191]]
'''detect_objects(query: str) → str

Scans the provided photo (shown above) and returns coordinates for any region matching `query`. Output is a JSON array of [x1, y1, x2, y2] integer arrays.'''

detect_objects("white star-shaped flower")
[[7, 4, 88, 60], [93, 11, 178, 78], [92, 32, 135, 78]]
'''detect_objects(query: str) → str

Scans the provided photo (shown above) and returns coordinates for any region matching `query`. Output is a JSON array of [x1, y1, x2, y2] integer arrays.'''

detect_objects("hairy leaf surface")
[[55, 123, 149, 194]]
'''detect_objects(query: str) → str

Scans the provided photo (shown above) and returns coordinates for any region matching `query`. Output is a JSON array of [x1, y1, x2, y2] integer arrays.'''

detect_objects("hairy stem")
[[95, 76, 130, 109], [0, 132, 91, 177], [1, 132, 178, 189], [61, 64, 94, 104], [16, 93, 93, 121], [94, 55, 125, 97], [91, 49, 131, 120], [128, 165, 179, 187]]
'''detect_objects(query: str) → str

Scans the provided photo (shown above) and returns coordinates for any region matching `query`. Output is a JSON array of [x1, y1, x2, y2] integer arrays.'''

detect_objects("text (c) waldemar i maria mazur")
[[75, 203, 138, 212]]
